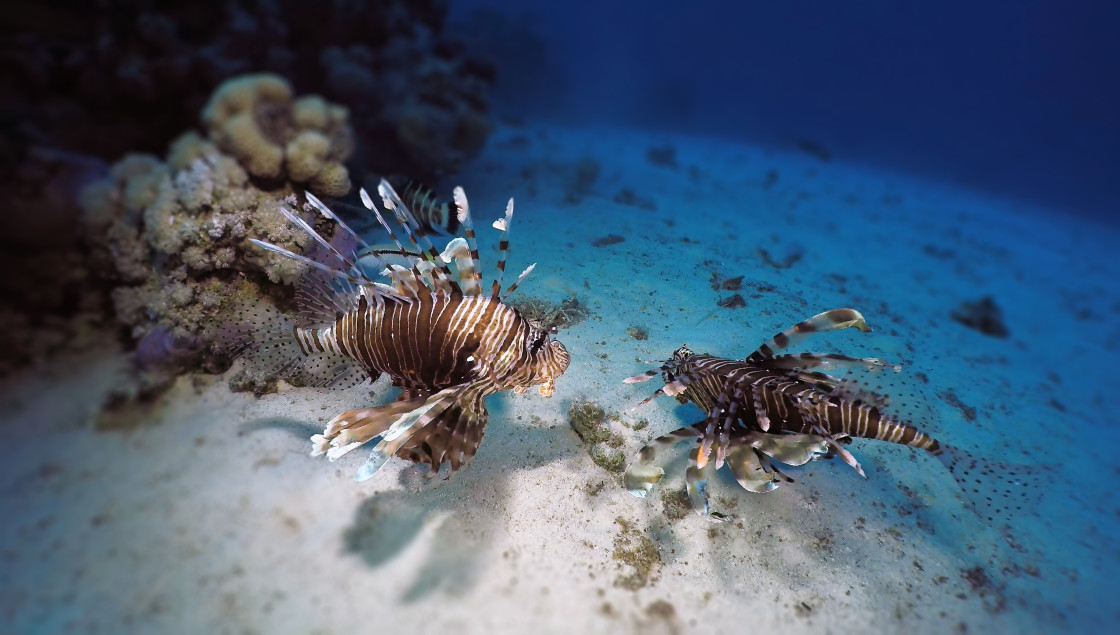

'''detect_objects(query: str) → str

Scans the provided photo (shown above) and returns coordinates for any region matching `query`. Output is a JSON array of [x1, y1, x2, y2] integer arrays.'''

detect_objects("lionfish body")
[[242, 180, 569, 480], [624, 308, 1039, 522]]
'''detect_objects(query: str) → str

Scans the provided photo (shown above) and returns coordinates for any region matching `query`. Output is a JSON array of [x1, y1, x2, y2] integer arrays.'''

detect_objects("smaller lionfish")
[[237, 180, 570, 480], [623, 308, 1040, 521]]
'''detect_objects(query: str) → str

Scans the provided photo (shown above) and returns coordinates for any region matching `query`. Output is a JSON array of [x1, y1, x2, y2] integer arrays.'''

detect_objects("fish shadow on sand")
[[340, 396, 581, 602], [240, 415, 323, 441]]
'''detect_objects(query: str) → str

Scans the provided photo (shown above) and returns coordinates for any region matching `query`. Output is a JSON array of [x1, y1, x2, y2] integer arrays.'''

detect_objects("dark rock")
[[718, 294, 746, 309], [591, 234, 625, 247], [951, 296, 1009, 338]]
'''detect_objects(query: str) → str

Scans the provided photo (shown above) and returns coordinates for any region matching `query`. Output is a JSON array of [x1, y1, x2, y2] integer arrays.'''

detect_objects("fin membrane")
[[937, 444, 1045, 525]]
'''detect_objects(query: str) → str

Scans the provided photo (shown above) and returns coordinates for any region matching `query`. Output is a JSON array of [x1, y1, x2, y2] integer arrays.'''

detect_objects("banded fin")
[[353, 382, 491, 480], [504, 263, 537, 297], [685, 444, 719, 518], [764, 352, 892, 373], [623, 426, 702, 498], [725, 445, 781, 494], [452, 186, 484, 295], [377, 179, 458, 293], [439, 237, 482, 296], [490, 198, 514, 299], [696, 371, 746, 468], [397, 388, 490, 475], [750, 432, 833, 467], [936, 445, 1044, 526], [749, 308, 871, 361], [401, 181, 461, 235], [310, 394, 431, 460], [275, 204, 369, 284], [355, 245, 422, 278], [304, 191, 373, 256], [623, 367, 663, 384], [359, 187, 426, 291], [294, 229, 365, 326]]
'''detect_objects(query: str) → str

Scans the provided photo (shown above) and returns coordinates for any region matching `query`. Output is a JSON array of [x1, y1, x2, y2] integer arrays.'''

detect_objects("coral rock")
[[201, 73, 354, 196]]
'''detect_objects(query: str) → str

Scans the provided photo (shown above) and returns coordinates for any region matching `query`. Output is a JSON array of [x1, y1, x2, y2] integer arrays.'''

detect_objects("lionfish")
[[623, 308, 1040, 521], [239, 180, 570, 480]]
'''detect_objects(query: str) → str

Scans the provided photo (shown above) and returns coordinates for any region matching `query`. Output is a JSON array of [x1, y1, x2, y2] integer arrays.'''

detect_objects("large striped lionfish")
[[624, 308, 1040, 521], [240, 180, 570, 480]]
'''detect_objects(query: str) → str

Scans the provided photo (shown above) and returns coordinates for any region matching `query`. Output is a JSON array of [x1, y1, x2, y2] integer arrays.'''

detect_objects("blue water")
[[452, 0, 1120, 221]]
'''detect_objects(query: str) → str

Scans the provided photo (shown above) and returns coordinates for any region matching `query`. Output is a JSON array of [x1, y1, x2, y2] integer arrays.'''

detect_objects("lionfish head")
[[662, 345, 694, 382], [530, 334, 570, 398]]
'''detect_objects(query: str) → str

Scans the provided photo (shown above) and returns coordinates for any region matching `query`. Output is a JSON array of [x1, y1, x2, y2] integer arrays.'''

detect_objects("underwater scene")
[[2, 1, 1118, 633]]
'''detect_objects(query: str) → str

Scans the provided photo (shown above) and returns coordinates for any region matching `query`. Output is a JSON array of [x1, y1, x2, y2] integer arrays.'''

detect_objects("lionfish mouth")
[[539, 378, 557, 397]]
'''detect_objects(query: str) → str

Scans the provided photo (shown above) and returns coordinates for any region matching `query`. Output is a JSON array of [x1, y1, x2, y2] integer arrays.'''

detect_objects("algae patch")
[[612, 516, 662, 590], [660, 489, 692, 521], [569, 401, 626, 473]]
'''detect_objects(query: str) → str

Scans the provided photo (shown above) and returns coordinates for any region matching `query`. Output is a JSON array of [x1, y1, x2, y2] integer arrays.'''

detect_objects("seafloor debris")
[[710, 273, 744, 291], [611, 188, 657, 210], [508, 295, 591, 330], [626, 326, 649, 341], [646, 145, 678, 168], [794, 138, 833, 162], [592, 234, 626, 247], [757, 240, 804, 269], [950, 295, 1010, 338], [563, 157, 601, 203], [717, 293, 746, 309], [612, 516, 662, 590]]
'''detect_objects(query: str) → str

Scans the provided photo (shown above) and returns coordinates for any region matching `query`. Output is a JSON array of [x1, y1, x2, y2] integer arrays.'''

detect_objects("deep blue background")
[[451, 0, 1120, 221]]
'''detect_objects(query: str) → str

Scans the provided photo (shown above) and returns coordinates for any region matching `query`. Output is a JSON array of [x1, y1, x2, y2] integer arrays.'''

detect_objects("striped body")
[[294, 292, 565, 395], [246, 180, 569, 479], [623, 308, 1041, 523], [623, 308, 944, 516], [668, 353, 942, 454]]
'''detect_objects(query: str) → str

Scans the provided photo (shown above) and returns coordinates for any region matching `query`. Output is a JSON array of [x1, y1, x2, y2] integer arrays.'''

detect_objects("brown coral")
[[201, 73, 354, 197]]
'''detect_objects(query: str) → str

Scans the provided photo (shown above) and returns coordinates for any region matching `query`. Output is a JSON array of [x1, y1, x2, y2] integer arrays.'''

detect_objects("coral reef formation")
[[77, 77, 357, 395], [1, 0, 495, 183], [0, 1, 496, 376], [0, 148, 108, 374], [201, 74, 353, 196]]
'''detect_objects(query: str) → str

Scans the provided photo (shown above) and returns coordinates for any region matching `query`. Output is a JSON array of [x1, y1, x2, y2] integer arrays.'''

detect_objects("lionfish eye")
[[530, 329, 548, 354]]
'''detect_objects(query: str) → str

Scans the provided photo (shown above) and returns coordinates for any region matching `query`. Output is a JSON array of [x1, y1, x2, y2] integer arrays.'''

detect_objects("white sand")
[[1, 124, 1117, 634]]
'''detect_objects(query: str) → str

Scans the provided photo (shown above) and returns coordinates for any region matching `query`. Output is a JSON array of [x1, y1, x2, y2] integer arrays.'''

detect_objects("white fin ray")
[[453, 186, 484, 294], [304, 191, 373, 254], [490, 198, 515, 299]]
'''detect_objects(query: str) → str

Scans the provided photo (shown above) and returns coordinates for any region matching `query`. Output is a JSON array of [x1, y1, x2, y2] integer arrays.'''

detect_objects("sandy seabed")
[[2, 124, 1118, 634]]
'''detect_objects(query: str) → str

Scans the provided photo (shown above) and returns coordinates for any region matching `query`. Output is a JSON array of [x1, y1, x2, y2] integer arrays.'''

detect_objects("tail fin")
[[936, 444, 1044, 525], [222, 300, 365, 392], [222, 302, 304, 388]]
